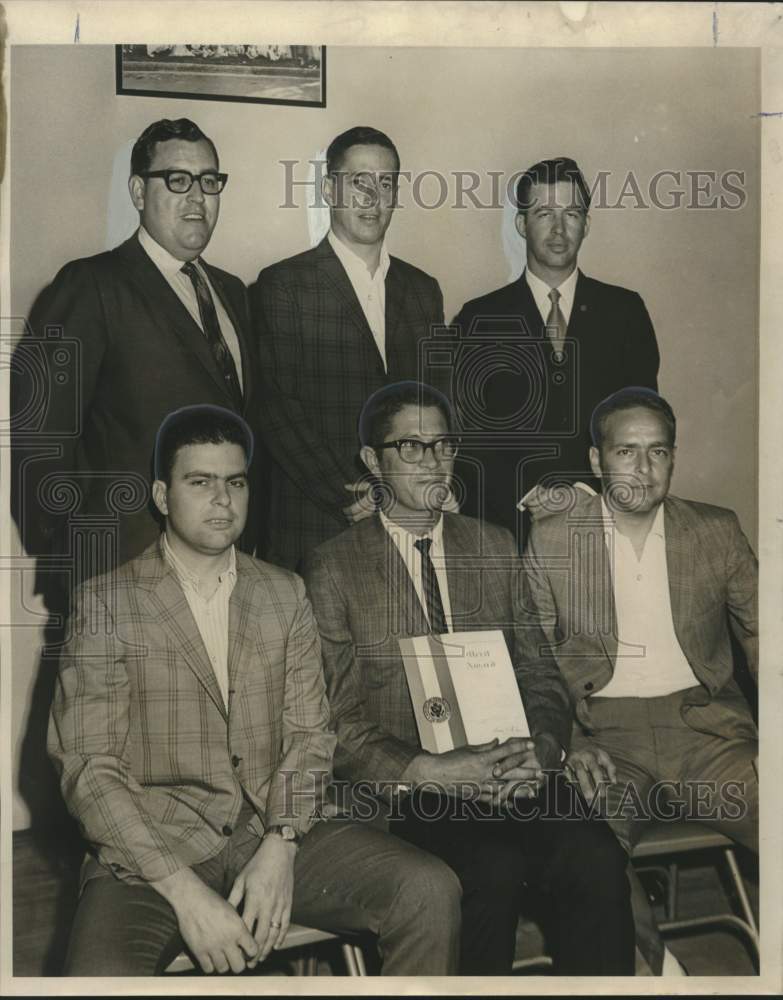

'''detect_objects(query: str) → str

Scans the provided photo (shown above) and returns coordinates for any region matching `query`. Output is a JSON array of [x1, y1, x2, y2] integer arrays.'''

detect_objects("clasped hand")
[[429, 735, 559, 804], [166, 836, 296, 974]]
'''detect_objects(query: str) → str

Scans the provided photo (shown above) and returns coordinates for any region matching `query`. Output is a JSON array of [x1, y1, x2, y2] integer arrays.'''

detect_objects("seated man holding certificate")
[[303, 381, 634, 975]]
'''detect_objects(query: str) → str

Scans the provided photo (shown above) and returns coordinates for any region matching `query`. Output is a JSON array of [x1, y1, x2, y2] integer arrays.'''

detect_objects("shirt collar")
[[328, 229, 390, 282], [162, 532, 237, 594], [525, 265, 579, 317], [379, 510, 444, 550], [600, 497, 666, 541], [138, 225, 200, 279]]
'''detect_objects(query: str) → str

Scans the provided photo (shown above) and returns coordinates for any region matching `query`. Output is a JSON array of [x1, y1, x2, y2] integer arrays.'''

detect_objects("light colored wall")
[[10, 44, 759, 828]]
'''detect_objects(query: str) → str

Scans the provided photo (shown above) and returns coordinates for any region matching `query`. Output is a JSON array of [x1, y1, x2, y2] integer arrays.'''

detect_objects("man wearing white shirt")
[[14, 117, 259, 571], [451, 157, 660, 548], [521, 386, 758, 973], [304, 380, 635, 976], [251, 127, 445, 571]]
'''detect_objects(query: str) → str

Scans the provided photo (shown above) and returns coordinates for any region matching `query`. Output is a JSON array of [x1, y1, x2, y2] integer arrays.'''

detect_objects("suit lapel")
[[442, 514, 481, 628], [117, 236, 232, 401], [577, 495, 617, 664], [384, 260, 406, 365], [314, 238, 382, 357], [369, 516, 429, 636], [140, 545, 228, 720], [226, 560, 257, 705], [662, 497, 694, 643]]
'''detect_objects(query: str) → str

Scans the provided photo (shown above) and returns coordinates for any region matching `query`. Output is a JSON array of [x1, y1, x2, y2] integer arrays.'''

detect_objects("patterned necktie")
[[414, 537, 448, 635], [181, 261, 243, 410], [545, 287, 567, 359]]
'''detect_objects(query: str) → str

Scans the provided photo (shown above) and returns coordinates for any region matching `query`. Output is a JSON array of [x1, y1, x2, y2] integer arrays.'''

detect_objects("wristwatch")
[[263, 824, 303, 846]]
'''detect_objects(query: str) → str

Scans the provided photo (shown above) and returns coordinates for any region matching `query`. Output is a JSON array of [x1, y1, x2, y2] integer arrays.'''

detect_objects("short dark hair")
[[154, 405, 253, 484], [130, 119, 219, 177], [590, 387, 677, 450], [515, 157, 590, 214], [359, 381, 454, 449], [326, 126, 400, 175]]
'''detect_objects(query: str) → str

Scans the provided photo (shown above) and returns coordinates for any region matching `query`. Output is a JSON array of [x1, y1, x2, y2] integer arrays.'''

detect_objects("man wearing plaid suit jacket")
[[48, 404, 460, 976], [251, 126, 445, 571], [304, 382, 635, 975], [520, 386, 758, 973]]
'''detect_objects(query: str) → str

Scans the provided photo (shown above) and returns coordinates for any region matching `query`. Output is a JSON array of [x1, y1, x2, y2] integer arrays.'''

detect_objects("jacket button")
[[222, 824, 233, 837], [584, 681, 594, 691], [231, 755, 241, 768]]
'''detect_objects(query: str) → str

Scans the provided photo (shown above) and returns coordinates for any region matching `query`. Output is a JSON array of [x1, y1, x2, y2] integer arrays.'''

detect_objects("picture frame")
[[115, 44, 326, 108]]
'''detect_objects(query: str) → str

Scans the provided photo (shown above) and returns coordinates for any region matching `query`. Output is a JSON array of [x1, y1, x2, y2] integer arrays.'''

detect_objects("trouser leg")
[[291, 819, 461, 975], [63, 873, 185, 976]]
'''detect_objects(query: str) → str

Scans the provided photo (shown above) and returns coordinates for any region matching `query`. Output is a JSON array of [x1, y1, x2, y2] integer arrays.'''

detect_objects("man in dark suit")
[[48, 404, 461, 976], [303, 381, 634, 976], [521, 386, 758, 973], [13, 118, 258, 576], [451, 157, 659, 547], [251, 126, 445, 571]]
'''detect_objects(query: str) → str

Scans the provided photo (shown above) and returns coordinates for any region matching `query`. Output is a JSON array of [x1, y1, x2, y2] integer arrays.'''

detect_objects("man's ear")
[[588, 446, 602, 480], [151, 479, 168, 518], [582, 212, 591, 240], [360, 445, 380, 476], [514, 212, 527, 241], [128, 174, 145, 212], [322, 172, 337, 210]]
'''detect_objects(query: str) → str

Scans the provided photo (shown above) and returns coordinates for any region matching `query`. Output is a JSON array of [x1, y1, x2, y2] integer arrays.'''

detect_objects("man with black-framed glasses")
[[250, 126, 446, 572], [303, 380, 634, 976], [13, 117, 260, 576]]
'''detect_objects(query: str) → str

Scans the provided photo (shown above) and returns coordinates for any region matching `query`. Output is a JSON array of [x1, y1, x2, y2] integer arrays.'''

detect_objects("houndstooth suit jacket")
[[520, 493, 758, 741], [250, 237, 444, 572], [48, 538, 335, 884]]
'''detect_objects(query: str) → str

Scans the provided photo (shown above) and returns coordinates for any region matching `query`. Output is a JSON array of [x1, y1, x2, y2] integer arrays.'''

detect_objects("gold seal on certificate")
[[399, 630, 530, 754]]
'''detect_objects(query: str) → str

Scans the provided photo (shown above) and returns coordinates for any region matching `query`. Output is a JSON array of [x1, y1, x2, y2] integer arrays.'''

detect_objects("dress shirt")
[[525, 266, 579, 327], [162, 534, 237, 708], [598, 500, 700, 698], [328, 229, 390, 370], [379, 511, 453, 633], [138, 227, 243, 389]]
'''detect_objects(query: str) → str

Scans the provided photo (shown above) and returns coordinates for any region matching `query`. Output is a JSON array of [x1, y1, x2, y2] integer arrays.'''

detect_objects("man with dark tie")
[[13, 118, 259, 574], [303, 380, 634, 976], [451, 157, 659, 547], [251, 126, 445, 571]]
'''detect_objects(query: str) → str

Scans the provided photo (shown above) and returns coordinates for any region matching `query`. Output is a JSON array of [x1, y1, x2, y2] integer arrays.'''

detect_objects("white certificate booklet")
[[399, 630, 530, 754]]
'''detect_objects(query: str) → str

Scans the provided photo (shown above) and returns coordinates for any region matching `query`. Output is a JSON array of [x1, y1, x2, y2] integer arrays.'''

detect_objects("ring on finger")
[[270, 920, 282, 928]]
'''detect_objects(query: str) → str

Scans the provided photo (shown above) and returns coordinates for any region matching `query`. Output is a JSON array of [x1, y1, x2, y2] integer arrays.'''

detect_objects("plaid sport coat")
[[250, 237, 445, 571], [48, 539, 335, 884], [302, 513, 572, 787], [520, 494, 758, 741]]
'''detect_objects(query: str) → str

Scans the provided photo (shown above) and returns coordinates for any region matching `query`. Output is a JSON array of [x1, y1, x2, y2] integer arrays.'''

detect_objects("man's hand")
[[153, 867, 258, 974], [404, 737, 537, 797], [342, 480, 375, 524], [227, 835, 297, 967], [518, 482, 596, 521], [563, 746, 616, 806]]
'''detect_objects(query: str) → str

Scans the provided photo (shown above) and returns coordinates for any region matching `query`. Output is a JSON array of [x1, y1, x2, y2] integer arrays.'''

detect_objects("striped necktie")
[[181, 260, 243, 410], [414, 536, 447, 634]]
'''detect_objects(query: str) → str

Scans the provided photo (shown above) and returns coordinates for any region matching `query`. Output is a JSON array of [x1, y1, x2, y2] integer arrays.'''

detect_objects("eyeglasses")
[[373, 437, 460, 464], [140, 170, 228, 194]]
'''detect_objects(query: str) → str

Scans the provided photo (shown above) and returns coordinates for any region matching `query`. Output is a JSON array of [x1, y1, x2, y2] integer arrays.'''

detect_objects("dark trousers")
[[391, 771, 635, 975]]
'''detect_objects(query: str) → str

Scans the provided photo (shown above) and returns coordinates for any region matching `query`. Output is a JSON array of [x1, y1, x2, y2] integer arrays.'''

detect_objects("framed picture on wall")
[[116, 44, 326, 107]]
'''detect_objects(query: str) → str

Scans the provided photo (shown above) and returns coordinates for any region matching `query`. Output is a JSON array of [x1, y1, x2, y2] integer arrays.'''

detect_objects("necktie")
[[545, 287, 567, 359], [414, 537, 448, 635], [181, 261, 243, 410]]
